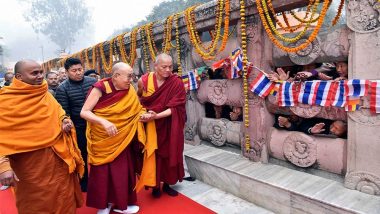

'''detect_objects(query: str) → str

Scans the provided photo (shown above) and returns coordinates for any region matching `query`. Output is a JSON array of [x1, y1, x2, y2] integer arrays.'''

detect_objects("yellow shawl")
[[86, 86, 157, 191]]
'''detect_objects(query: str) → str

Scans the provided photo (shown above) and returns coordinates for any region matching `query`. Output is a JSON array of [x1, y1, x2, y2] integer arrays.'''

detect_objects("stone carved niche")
[[288, 37, 322, 65], [347, 0, 380, 33], [345, 172, 380, 195], [197, 79, 244, 107], [198, 118, 242, 147], [290, 103, 322, 118], [283, 133, 317, 167]]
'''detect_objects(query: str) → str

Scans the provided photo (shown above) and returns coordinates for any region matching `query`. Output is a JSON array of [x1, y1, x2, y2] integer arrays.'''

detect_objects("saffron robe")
[[140, 73, 186, 185], [0, 78, 84, 214], [86, 79, 156, 209]]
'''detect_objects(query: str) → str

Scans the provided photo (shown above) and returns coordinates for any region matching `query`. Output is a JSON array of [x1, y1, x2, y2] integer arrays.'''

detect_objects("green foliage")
[[20, 0, 90, 52]]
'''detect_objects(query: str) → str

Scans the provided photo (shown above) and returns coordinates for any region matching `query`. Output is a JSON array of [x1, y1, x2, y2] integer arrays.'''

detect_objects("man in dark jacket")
[[55, 57, 97, 192]]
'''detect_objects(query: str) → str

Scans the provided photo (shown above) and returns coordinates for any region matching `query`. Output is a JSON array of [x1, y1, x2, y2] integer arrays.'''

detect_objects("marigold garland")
[[184, 0, 230, 60], [84, 48, 91, 68], [263, 0, 319, 43], [91, 44, 98, 70], [267, 0, 316, 33], [240, 0, 250, 153], [140, 29, 150, 72], [99, 38, 114, 73], [163, 15, 175, 53], [332, 0, 344, 26], [144, 23, 157, 62], [174, 13, 183, 76], [256, 0, 330, 53]]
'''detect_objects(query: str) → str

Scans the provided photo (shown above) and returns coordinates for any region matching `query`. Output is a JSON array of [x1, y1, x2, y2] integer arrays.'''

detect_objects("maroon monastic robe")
[[140, 74, 186, 185], [86, 79, 137, 210]]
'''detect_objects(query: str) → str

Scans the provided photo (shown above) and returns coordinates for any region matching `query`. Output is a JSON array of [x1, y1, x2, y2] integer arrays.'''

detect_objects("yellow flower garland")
[[140, 28, 150, 72], [184, 0, 230, 60], [256, 0, 330, 53], [99, 39, 114, 73], [163, 15, 175, 53], [145, 23, 157, 62], [262, 0, 319, 43], [240, 0, 250, 153], [174, 13, 182, 76]]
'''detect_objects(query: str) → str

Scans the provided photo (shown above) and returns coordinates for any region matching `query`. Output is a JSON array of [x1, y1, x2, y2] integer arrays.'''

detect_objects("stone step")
[[173, 177, 274, 214], [184, 144, 380, 214]]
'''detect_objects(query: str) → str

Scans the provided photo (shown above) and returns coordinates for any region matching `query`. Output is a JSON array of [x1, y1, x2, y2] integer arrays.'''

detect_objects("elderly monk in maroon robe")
[[81, 62, 156, 214], [137, 53, 186, 198]]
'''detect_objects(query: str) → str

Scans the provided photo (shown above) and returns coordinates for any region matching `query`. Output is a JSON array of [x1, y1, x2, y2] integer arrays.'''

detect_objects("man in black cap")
[[84, 69, 100, 81]]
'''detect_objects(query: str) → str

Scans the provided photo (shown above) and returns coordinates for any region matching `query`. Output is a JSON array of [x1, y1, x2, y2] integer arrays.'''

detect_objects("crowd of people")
[[270, 61, 349, 138], [0, 53, 186, 214]]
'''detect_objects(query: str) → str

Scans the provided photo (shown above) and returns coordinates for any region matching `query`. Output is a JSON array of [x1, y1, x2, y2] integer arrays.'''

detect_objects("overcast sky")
[[0, 0, 166, 67]]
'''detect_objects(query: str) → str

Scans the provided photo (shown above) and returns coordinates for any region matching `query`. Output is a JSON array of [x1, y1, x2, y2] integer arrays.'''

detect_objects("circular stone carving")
[[207, 120, 227, 146], [345, 172, 380, 195], [283, 133, 317, 167], [347, 0, 380, 33], [207, 80, 228, 106], [348, 109, 380, 126], [290, 103, 322, 118], [288, 37, 321, 65]]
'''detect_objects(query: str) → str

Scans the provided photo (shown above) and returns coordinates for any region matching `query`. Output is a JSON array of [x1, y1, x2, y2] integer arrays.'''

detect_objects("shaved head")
[[155, 53, 172, 64], [14, 59, 39, 75], [14, 59, 44, 85], [112, 62, 134, 90], [112, 62, 132, 75]]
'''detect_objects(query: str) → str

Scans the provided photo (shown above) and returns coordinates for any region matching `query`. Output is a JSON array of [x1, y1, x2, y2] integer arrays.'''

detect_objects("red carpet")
[[0, 186, 215, 214]]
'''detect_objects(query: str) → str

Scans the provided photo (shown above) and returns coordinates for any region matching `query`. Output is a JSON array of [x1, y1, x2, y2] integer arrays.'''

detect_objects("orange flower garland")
[[184, 0, 230, 60], [256, 0, 331, 53], [163, 15, 175, 53], [174, 13, 182, 76], [99, 38, 114, 73], [140, 29, 150, 72], [263, 0, 319, 43], [332, 0, 344, 26]]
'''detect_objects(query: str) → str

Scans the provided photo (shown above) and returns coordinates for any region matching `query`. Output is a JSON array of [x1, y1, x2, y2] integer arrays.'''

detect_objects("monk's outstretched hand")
[[0, 170, 19, 186], [101, 119, 118, 137], [62, 118, 74, 133]]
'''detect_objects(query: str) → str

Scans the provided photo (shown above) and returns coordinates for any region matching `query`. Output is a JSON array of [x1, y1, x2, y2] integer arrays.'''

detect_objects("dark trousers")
[[76, 127, 88, 192]]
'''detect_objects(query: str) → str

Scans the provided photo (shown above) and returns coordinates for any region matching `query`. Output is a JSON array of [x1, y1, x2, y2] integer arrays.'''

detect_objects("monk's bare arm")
[[137, 79, 143, 97], [80, 88, 103, 124], [152, 108, 172, 120], [80, 88, 118, 136]]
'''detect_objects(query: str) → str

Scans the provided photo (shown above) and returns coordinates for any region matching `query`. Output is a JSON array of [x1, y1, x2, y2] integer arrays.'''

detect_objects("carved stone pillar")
[[344, 0, 380, 196], [239, 15, 274, 162], [185, 91, 205, 145]]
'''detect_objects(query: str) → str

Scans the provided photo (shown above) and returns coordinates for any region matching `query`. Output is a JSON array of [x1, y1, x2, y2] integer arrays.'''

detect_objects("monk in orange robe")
[[81, 62, 156, 214], [0, 60, 84, 214], [137, 53, 187, 198]]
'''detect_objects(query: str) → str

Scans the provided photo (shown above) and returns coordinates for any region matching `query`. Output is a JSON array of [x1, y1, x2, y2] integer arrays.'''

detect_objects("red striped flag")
[[249, 72, 276, 98], [370, 80, 380, 114]]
